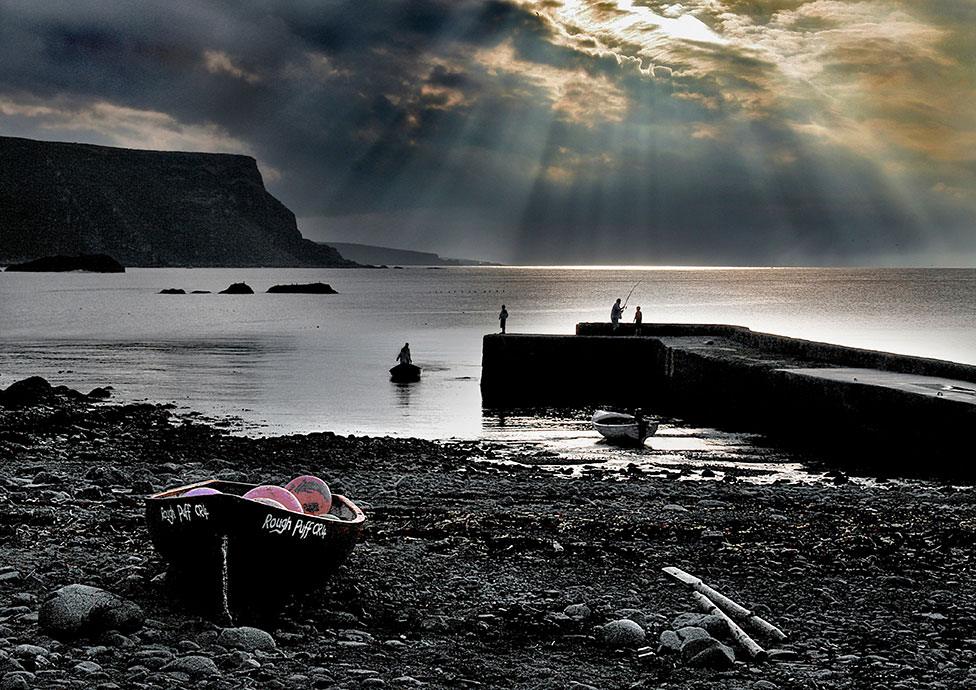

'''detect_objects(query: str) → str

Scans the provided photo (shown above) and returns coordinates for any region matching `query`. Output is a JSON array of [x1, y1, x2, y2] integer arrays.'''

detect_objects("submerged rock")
[[39, 584, 143, 640]]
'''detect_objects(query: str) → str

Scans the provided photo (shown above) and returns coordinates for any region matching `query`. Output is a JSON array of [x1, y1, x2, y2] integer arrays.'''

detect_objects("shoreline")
[[1, 383, 975, 689]]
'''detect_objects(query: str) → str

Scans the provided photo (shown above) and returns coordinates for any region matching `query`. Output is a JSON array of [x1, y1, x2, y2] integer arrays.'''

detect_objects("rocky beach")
[[1, 378, 975, 690]]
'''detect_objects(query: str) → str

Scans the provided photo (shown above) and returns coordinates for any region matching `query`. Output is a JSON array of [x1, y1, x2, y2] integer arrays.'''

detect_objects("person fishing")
[[610, 298, 624, 331], [499, 304, 509, 334], [633, 306, 643, 335], [396, 342, 412, 365]]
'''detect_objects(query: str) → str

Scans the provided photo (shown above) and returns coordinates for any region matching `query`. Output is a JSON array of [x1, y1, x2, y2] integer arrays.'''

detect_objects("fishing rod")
[[622, 280, 641, 310]]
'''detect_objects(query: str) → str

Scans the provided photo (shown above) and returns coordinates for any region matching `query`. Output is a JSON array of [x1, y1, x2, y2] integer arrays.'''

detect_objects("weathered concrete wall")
[[483, 324, 976, 471], [481, 334, 661, 407], [577, 322, 976, 381]]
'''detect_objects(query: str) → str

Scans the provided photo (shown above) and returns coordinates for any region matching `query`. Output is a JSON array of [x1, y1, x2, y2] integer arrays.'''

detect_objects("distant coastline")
[[323, 241, 500, 267]]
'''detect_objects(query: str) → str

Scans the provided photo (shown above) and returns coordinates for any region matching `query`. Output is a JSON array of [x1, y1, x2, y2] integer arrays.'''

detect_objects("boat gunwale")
[[146, 479, 366, 526]]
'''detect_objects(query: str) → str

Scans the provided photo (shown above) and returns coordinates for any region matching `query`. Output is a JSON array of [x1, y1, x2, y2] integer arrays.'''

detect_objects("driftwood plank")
[[692, 591, 768, 660], [663, 566, 787, 641]]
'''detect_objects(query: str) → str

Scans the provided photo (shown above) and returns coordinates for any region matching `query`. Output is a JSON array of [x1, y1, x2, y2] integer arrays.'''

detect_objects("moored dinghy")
[[592, 409, 658, 446]]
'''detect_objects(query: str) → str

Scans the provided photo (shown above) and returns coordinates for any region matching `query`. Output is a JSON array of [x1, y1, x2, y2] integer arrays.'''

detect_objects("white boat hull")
[[591, 409, 658, 446]]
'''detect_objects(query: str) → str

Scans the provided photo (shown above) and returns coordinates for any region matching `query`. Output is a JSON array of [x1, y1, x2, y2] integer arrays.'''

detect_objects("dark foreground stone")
[[38, 584, 143, 640], [4, 254, 124, 272]]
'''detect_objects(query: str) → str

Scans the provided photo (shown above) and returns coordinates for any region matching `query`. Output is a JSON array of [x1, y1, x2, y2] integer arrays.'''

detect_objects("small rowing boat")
[[591, 409, 658, 447], [145, 479, 365, 622], [390, 362, 422, 382]]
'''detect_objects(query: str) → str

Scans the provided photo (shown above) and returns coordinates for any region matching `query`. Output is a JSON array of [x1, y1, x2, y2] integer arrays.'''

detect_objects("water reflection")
[[392, 381, 416, 408]]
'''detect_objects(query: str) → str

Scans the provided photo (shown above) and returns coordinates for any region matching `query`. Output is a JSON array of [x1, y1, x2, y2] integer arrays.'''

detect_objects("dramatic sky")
[[0, 1, 973, 264]]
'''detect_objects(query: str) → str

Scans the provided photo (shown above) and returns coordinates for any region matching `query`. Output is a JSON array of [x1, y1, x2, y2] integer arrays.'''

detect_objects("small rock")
[[0, 675, 30, 690], [74, 661, 102, 674], [217, 627, 276, 652], [12, 645, 48, 658], [672, 613, 726, 636], [614, 608, 650, 629], [685, 639, 735, 669], [601, 619, 646, 649], [675, 626, 712, 643], [563, 604, 591, 620], [161, 655, 218, 677], [658, 630, 681, 653]]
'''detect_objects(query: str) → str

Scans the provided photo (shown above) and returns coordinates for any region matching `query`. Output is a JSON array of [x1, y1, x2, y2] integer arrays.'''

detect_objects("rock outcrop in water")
[[266, 282, 338, 294], [0, 136, 357, 268], [4, 254, 125, 273]]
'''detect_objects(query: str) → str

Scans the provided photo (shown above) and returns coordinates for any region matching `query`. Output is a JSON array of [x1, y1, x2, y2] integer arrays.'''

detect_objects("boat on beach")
[[591, 409, 658, 446], [390, 362, 422, 382], [145, 479, 365, 622]]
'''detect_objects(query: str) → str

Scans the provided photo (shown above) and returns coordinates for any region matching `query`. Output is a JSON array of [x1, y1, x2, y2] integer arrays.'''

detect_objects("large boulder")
[[601, 619, 646, 649], [39, 584, 143, 640], [1, 376, 52, 407]]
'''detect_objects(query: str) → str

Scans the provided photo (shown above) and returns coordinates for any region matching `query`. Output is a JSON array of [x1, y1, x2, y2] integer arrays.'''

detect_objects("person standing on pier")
[[611, 298, 624, 331], [396, 343, 412, 365], [499, 305, 509, 334], [633, 306, 643, 335]]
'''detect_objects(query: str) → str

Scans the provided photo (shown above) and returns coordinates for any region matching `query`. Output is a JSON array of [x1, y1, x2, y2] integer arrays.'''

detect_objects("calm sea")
[[2, 267, 975, 445]]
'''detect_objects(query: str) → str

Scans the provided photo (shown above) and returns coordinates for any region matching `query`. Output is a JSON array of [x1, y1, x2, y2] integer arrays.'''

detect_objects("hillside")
[[0, 136, 355, 267]]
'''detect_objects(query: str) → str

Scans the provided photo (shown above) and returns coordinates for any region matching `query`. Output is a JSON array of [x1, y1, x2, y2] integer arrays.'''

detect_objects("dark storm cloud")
[[0, 0, 973, 264]]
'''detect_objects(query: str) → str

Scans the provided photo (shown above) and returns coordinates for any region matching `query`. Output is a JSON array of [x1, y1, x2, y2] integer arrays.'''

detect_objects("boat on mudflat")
[[591, 409, 658, 447], [390, 362, 422, 382], [145, 479, 365, 621]]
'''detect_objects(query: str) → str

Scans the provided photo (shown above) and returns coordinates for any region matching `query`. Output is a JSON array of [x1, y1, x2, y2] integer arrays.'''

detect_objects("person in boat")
[[396, 343, 412, 366], [610, 298, 624, 331], [633, 306, 643, 335], [499, 304, 509, 334]]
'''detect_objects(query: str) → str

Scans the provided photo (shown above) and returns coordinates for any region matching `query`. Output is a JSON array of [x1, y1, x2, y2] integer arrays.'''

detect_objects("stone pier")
[[481, 324, 976, 470]]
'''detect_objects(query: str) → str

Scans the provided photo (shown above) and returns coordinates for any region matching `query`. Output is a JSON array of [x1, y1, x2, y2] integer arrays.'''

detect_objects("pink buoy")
[[243, 485, 303, 512], [284, 475, 333, 516], [250, 497, 286, 510], [182, 487, 222, 497]]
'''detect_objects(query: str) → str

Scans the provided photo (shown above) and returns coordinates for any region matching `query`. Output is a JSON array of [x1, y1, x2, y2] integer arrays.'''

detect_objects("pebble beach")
[[1, 379, 975, 689]]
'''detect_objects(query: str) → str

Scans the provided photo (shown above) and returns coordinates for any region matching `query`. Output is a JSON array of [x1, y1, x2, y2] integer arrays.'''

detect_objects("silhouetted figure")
[[499, 305, 509, 334], [610, 298, 624, 331], [634, 306, 643, 335], [634, 408, 648, 439], [396, 343, 412, 365]]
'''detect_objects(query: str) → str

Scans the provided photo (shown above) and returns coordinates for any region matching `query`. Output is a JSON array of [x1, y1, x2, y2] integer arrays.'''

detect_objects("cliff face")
[[0, 136, 355, 267]]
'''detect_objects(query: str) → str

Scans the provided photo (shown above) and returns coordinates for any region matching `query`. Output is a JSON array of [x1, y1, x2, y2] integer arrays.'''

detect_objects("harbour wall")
[[481, 324, 976, 469]]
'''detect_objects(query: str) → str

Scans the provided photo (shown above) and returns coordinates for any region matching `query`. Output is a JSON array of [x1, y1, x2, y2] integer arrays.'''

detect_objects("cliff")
[[0, 136, 356, 267]]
